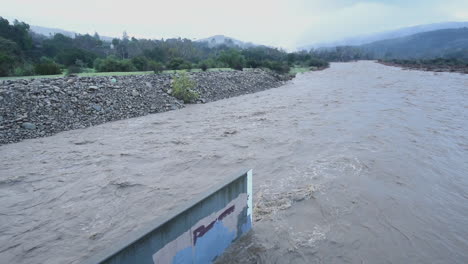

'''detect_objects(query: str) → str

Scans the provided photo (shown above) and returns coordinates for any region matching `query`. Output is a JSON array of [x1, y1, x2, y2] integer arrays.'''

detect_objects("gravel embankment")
[[0, 69, 283, 144]]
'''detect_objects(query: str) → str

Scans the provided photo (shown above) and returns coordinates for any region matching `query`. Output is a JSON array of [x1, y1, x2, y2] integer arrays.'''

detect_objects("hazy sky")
[[2, 0, 468, 49]]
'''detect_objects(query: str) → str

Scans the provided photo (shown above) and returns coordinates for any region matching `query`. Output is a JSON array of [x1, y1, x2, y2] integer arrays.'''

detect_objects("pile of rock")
[[0, 69, 283, 144], [188, 69, 284, 102]]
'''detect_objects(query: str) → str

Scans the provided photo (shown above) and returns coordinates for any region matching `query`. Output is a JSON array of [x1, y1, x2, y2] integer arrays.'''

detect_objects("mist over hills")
[[29, 25, 258, 49], [2, 15, 467, 78], [30, 25, 76, 38], [361, 27, 468, 60], [30, 25, 114, 41], [301, 21, 468, 50], [196, 35, 257, 48], [28, 21, 468, 54]]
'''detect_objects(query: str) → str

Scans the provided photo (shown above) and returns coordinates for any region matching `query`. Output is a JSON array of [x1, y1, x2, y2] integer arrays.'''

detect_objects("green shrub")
[[0, 59, 16, 77], [308, 57, 329, 68], [200, 62, 208, 71], [94, 57, 137, 72], [199, 58, 221, 69], [55, 48, 96, 67], [246, 59, 260, 68], [120, 59, 137, 71], [233, 63, 243, 71], [131, 56, 149, 71], [218, 49, 246, 70], [13, 63, 35, 76], [0, 37, 22, 76], [172, 73, 199, 103], [149, 60, 164, 74], [34, 62, 62, 75], [94, 57, 118, 72], [265, 61, 290, 74], [167, 58, 186, 70], [181, 62, 192, 71], [66, 65, 82, 75]]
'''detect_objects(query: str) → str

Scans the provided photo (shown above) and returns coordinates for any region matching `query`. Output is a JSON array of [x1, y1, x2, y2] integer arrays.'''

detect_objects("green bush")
[[34, 62, 62, 75], [218, 49, 246, 70], [200, 62, 208, 71], [55, 48, 96, 67], [233, 63, 243, 71], [94, 57, 117, 72], [120, 59, 137, 71], [0, 52, 15, 76], [94, 57, 137, 72], [308, 57, 329, 68], [131, 56, 149, 71], [181, 62, 192, 71], [66, 65, 82, 75], [167, 58, 186, 70], [264, 61, 290, 74], [172, 73, 199, 103], [149, 60, 164, 73], [13, 63, 35, 76], [246, 59, 260, 68], [199, 58, 222, 69]]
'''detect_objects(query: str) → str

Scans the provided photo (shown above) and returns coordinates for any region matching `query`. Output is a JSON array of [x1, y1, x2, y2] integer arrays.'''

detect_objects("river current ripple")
[[1, 61, 467, 263], [217, 62, 468, 263]]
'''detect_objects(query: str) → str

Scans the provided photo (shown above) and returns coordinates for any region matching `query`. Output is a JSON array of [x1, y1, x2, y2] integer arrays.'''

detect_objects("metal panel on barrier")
[[83, 169, 253, 264]]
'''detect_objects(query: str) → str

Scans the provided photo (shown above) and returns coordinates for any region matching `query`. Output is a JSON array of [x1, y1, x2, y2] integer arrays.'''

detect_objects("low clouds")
[[1, 0, 467, 50], [294, 0, 461, 47]]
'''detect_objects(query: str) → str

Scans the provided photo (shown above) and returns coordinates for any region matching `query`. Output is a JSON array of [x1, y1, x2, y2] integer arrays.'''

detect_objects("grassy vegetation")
[[0, 71, 152, 80], [171, 73, 199, 103], [0, 66, 325, 81], [289, 67, 311, 75], [162, 68, 234, 74], [0, 68, 235, 80], [0, 74, 63, 80]]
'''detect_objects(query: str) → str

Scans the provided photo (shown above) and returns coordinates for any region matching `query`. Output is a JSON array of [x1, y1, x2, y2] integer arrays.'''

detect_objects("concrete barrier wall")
[[84, 170, 253, 264]]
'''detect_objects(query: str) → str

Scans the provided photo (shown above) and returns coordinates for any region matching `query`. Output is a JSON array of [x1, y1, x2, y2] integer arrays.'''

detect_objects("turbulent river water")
[[1, 61, 467, 264]]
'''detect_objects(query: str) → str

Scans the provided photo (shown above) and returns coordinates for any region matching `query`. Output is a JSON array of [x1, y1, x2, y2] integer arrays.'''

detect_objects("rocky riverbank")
[[379, 61, 468, 74], [0, 69, 284, 145]]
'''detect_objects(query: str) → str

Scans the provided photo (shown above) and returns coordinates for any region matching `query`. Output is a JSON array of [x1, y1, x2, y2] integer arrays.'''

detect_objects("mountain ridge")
[[30, 25, 114, 41], [195, 35, 257, 48], [360, 27, 468, 60], [301, 21, 468, 50]]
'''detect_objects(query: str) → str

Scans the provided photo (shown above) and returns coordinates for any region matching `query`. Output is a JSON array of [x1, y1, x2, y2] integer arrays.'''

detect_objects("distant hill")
[[360, 27, 468, 60], [301, 21, 468, 50], [30, 25, 76, 38], [30, 25, 114, 41], [196, 35, 257, 48]]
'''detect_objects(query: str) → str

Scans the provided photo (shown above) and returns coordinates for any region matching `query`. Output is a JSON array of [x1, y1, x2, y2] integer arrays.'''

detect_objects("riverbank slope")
[[0, 69, 284, 144]]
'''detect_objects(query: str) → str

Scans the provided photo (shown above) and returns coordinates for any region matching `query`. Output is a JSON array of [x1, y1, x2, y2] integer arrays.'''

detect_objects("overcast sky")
[[2, 0, 468, 49]]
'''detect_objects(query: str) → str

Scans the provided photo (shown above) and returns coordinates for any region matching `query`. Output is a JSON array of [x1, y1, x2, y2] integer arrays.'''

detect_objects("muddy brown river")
[[1, 61, 467, 264]]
